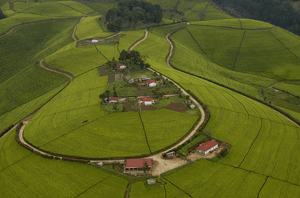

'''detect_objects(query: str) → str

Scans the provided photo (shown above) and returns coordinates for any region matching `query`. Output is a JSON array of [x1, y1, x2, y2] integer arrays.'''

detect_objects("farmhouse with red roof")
[[92, 38, 98, 43], [145, 79, 157, 87], [124, 158, 152, 172], [116, 63, 127, 70], [108, 97, 118, 103], [138, 97, 155, 105], [196, 140, 219, 155]]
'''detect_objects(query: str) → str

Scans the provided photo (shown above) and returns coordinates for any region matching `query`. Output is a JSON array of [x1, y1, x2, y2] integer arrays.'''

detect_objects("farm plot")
[[45, 45, 116, 76], [78, 175, 128, 198], [75, 16, 113, 40], [118, 30, 145, 51], [240, 120, 300, 185], [203, 3, 234, 21], [235, 30, 300, 79], [274, 83, 300, 97], [140, 109, 198, 152], [240, 18, 273, 29], [176, 0, 208, 21], [150, 23, 187, 38], [130, 181, 165, 198], [163, 160, 266, 197], [19, 2, 83, 17], [259, 178, 300, 198], [191, 19, 241, 28], [58, 1, 94, 14], [186, 25, 244, 69], [0, 132, 127, 198]]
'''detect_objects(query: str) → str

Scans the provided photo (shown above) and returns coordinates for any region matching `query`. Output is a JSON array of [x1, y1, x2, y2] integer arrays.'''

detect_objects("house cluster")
[[116, 63, 127, 70], [196, 140, 219, 155], [129, 78, 158, 87]]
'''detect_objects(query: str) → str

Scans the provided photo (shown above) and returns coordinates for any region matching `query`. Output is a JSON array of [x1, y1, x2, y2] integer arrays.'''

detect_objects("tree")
[[0, 9, 6, 20], [203, 129, 213, 137], [142, 162, 150, 173]]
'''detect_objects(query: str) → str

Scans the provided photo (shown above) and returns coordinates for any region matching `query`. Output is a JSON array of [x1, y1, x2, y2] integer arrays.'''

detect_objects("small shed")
[[196, 140, 219, 155], [190, 104, 196, 109], [124, 158, 152, 172], [129, 79, 134, 83], [147, 179, 156, 185]]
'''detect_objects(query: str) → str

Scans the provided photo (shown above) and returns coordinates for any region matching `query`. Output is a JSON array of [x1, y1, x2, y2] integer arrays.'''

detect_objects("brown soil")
[[140, 104, 157, 111], [124, 103, 139, 112], [98, 66, 115, 83], [109, 41, 118, 44], [164, 102, 187, 113]]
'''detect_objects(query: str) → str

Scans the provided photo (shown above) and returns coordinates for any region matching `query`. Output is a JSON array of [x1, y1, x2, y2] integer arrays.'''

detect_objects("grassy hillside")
[[75, 15, 113, 40], [0, 130, 128, 198]]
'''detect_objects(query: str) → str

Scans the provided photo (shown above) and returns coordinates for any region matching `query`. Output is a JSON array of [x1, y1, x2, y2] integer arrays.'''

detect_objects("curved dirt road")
[[128, 29, 148, 51], [72, 16, 86, 41]]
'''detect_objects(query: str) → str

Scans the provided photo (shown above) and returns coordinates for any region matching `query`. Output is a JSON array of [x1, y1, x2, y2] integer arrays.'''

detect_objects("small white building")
[[147, 179, 156, 185], [146, 79, 157, 87], [92, 38, 99, 43], [117, 63, 127, 70], [139, 97, 155, 105], [190, 104, 196, 109], [196, 140, 219, 155]]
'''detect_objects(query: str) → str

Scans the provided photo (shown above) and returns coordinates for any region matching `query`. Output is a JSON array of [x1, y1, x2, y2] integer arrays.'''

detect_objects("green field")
[[75, 15, 113, 40], [0, 130, 128, 198]]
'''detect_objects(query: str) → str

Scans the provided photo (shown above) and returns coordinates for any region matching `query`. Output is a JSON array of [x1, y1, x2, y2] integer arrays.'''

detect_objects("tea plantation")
[[1, 0, 300, 197]]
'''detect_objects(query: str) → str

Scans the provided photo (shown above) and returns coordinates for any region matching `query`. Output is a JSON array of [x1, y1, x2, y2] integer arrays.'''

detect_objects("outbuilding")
[[92, 38, 99, 43], [124, 158, 152, 172], [196, 140, 219, 155], [109, 97, 118, 103], [190, 104, 196, 109], [139, 97, 155, 105], [117, 63, 127, 70], [145, 79, 157, 87]]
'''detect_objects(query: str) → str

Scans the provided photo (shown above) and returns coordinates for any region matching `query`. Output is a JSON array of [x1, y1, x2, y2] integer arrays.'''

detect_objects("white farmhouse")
[[117, 63, 127, 70], [196, 140, 219, 155], [145, 79, 157, 87], [92, 38, 99, 43], [139, 97, 155, 105]]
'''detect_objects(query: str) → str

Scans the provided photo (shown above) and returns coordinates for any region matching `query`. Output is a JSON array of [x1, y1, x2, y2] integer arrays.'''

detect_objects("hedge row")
[[0, 124, 14, 138]]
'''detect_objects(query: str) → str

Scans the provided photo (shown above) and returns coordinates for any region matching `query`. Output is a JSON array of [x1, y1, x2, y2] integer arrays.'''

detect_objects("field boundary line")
[[191, 24, 276, 31], [238, 118, 263, 167], [163, 178, 193, 197], [257, 177, 269, 198], [138, 112, 152, 153], [74, 175, 112, 198], [232, 31, 245, 70], [268, 30, 300, 62], [239, 18, 242, 28]]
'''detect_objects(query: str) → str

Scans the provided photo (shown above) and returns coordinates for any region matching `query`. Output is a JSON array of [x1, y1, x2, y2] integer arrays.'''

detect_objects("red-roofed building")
[[116, 63, 127, 70], [145, 79, 157, 87], [138, 97, 154, 105], [92, 38, 98, 43], [124, 158, 152, 172], [196, 140, 219, 155], [109, 97, 118, 103]]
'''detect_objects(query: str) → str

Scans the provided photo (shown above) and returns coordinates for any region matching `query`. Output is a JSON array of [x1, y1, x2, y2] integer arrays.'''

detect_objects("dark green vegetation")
[[106, 0, 163, 31], [212, 0, 300, 36]]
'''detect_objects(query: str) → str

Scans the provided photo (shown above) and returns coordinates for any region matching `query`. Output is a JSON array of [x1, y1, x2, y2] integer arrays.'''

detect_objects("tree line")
[[212, 0, 300, 36], [0, 9, 6, 19], [105, 0, 163, 31]]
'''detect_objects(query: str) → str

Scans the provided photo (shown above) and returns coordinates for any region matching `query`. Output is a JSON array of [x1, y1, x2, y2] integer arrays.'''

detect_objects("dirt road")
[[128, 29, 148, 51], [72, 16, 86, 41]]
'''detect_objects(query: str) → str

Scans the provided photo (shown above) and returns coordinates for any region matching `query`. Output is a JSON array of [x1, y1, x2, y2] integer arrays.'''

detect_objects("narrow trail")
[[128, 29, 148, 51], [72, 16, 86, 41]]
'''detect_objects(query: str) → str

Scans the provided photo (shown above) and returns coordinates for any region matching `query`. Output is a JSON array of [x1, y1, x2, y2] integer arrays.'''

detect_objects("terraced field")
[[2, 0, 300, 197], [75, 15, 113, 40]]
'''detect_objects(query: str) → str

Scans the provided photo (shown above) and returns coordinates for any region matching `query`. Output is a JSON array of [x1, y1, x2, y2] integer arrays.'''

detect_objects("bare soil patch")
[[98, 66, 115, 83], [124, 103, 139, 112], [141, 104, 157, 111], [164, 102, 187, 113]]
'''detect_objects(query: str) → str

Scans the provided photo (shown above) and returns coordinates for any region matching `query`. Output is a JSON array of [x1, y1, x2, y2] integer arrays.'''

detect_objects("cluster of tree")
[[212, 0, 300, 36], [106, 0, 163, 31], [0, 9, 6, 19], [120, 50, 150, 68]]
